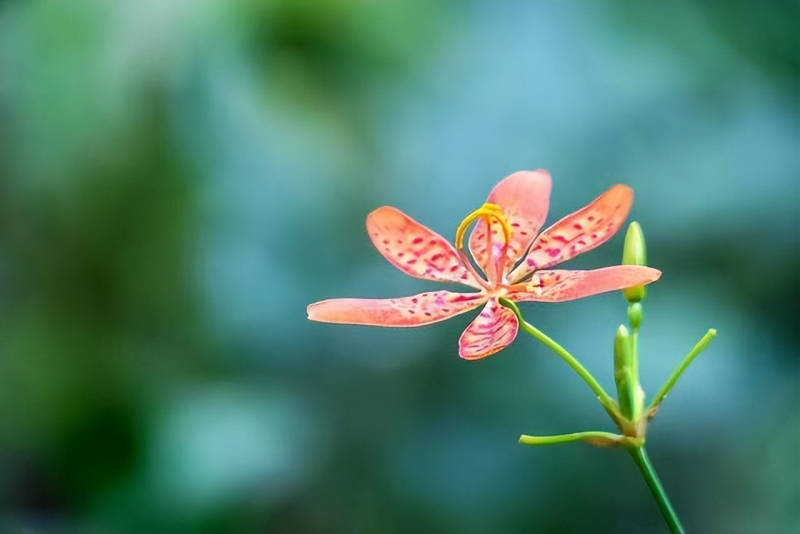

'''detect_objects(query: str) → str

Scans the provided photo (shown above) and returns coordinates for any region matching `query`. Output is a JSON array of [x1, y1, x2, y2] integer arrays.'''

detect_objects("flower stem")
[[647, 329, 717, 414], [519, 430, 623, 447], [630, 447, 685, 534], [499, 298, 620, 419]]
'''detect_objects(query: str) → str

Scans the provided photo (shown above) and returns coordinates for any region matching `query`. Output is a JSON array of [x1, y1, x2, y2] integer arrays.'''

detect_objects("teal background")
[[0, 2, 797, 533]]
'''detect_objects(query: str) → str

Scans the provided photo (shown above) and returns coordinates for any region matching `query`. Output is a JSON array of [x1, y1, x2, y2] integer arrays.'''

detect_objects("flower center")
[[454, 202, 513, 286]]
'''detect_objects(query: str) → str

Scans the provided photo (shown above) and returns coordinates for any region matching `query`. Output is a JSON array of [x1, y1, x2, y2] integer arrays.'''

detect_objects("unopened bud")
[[628, 302, 642, 329], [614, 325, 636, 420], [622, 222, 648, 303]]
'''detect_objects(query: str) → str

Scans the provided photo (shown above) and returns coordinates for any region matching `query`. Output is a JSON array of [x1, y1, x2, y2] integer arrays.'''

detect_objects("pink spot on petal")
[[546, 248, 561, 258], [552, 235, 568, 244], [412, 237, 424, 245], [573, 223, 583, 230]]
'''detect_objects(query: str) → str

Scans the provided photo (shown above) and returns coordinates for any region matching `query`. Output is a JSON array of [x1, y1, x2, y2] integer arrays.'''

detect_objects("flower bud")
[[622, 222, 648, 303], [628, 302, 642, 329], [614, 325, 636, 420]]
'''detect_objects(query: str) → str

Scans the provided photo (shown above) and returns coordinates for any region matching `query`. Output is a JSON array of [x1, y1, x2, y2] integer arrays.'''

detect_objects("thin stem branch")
[[648, 329, 717, 412], [499, 298, 620, 418], [519, 431, 622, 447], [630, 447, 685, 534]]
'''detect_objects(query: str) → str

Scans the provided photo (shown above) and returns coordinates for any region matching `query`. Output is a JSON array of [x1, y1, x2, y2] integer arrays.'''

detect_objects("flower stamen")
[[454, 202, 513, 284]]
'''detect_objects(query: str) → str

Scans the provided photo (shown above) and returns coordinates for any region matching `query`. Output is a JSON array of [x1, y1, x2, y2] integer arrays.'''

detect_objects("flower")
[[307, 170, 661, 360]]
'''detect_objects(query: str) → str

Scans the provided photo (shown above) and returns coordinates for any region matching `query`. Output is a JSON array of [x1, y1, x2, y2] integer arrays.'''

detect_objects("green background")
[[0, 2, 797, 533]]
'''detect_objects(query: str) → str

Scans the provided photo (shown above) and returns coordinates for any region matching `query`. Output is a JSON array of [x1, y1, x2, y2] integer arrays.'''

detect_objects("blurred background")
[[0, 1, 797, 533]]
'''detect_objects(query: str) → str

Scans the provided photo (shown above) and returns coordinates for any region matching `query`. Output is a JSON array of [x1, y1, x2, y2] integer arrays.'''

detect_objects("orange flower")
[[307, 170, 661, 360]]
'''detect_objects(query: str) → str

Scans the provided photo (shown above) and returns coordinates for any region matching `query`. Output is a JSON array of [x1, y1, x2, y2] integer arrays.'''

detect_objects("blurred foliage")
[[0, 1, 797, 533]]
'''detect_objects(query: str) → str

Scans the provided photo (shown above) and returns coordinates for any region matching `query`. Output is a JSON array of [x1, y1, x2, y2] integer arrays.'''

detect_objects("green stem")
[[630, 447, 685, 534], [648, 329, 717, 413], [519, 430, 623, 447], [499, 298, 620, 419], [630, 327, 640, 384]]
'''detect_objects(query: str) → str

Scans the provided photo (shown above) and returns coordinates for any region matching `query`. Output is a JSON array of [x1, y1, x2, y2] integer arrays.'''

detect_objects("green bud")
[[628, 302, 642, 329], [622, 222, 648, 303], [614, 325, 636, 420]]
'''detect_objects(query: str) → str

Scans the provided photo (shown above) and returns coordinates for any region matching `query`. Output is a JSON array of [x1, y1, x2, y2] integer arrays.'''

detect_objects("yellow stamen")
[[454, 202, 512, 253]]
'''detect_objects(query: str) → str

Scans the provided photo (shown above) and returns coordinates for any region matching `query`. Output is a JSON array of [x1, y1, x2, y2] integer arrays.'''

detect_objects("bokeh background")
[[0, 1, 798, 533]]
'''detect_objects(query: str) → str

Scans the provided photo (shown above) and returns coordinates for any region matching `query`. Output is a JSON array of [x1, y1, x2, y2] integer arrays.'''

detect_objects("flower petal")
[[469, 170, 552, 279], [509, 184, 633, 282], [367, 206, 481, 287], [458, 299, 519, 360], [307, 290, 486, 327], [512, 266, 661, 303]]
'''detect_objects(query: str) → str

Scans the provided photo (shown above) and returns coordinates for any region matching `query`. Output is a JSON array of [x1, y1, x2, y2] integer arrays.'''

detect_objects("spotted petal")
[[510, 185, 633, 282], [512, 266, 661, 303], [367, 206, 481, 287], [458, 298, 519, 360], [307, 290, 486, 327], [469, 170, 552, 280]]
